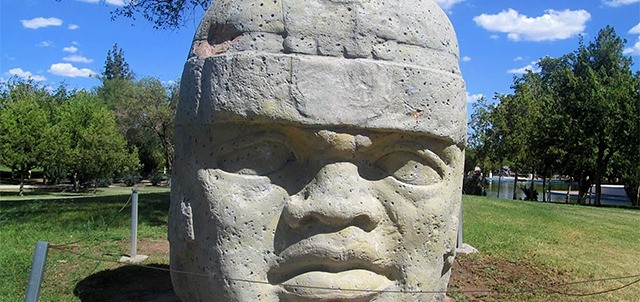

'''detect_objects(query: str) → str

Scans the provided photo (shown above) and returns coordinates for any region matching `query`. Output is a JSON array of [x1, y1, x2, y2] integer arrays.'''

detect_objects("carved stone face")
[[170, 123, 463, 302], [170, 1, 465, 301]]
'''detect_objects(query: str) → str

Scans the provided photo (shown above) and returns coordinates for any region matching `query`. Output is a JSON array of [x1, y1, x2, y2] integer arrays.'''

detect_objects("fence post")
[[130, 186, 139, 257], [119, 186, 148, 263], [25, 241, 49, 302], [457, 205, 463, 249]]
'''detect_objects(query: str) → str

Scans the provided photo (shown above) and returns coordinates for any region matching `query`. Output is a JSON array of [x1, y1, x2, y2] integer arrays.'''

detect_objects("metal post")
[[119, 186, 148, 263], [25, 241, 49, 302], [457, 205, 463, 249], [130, 186, 139, 258]]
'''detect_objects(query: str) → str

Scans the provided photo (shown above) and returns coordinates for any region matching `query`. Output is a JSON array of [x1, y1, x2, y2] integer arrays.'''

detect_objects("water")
[[484, 178, 576, 203]]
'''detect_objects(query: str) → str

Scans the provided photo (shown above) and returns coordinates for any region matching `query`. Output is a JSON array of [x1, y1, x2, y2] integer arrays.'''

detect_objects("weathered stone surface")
[[169, 0, 466, 301]]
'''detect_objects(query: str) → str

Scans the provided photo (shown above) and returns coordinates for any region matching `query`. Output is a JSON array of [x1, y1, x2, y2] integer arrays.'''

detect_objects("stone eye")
[[217, 141, 295, 176], [376, 151, 442, 186]]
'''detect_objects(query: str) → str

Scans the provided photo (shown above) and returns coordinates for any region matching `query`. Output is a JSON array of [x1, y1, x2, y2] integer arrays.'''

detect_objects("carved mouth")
[[268, 228, 397, 301]]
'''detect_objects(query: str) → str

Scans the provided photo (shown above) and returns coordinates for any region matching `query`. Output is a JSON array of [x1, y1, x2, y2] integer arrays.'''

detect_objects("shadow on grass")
[[74, 264, 180, 302], [0, 192, 171, 228]]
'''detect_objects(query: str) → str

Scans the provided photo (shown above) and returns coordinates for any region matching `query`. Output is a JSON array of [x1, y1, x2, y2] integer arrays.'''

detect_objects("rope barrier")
[[49, 244, 640, 297], [39, 190, 640, 298]]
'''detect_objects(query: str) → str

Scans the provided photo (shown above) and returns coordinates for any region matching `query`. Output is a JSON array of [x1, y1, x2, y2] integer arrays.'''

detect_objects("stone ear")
[[180, 200, 196, 242]]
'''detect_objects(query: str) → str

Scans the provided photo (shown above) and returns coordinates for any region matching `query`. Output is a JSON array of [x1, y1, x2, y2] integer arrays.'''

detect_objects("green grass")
[[462, 195, 640, 301], [0, 186, 170, 302], [1, 190, 638, 301]]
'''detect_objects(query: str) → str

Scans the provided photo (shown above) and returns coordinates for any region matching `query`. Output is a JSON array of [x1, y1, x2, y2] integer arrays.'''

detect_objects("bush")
[[150, 172, 166, 186], [463, 174, 487, 196], [122, 173, 140, 187]]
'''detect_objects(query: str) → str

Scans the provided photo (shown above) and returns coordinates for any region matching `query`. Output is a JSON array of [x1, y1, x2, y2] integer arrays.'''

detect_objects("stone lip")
[[268, 228, 398, 286], [279, 270, 394, 301]]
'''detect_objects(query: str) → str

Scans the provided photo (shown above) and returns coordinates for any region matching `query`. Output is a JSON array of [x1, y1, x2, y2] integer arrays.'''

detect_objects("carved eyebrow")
[[379, 142, 449, 176], [217, 132, 292, 155]]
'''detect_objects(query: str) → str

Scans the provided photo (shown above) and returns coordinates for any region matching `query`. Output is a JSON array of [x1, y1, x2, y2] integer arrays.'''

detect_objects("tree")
[[0, 79, 51, 195], [468, 96, 498, 172], [467, 27, 639, 205], [549, 26, 638, 205], [102, 43, 134, 82], [58, 92, 139, 192], [114, 77, 177, 175], [111, 0, 209, 29]]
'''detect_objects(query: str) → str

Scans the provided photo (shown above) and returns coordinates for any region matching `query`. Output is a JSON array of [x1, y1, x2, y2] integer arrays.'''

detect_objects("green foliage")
[[0, 79, 52, 194], [105, 77, 177, 175], [469, 26, 639, 205], [110, 0, 210, 29], [59, 92, 140, 190], [468, 96, 501, 172], [102, 43, 134, 81], [122, 173, 141, 186], [149, 171, 166, 186]]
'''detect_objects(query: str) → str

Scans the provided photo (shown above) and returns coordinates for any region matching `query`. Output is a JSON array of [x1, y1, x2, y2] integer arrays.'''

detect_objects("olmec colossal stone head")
[[169, 0, 466, 301]]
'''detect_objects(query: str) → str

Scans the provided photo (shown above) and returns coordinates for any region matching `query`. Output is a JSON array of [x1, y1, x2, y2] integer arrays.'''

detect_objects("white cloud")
[[602, 0, 639, 7], [513, 56, 525, 62], [629, 23, 640, 35], [76, 0, 127, 6], [36, 41, 54, 47], [433, 0, 465, 10], [21, 17, 63, 29], [490, 34, 499, 40], [466, 92, 484, 104], [63, 46, 79, 53], [8, 68, 46, 81], [473, 9, 591, 42], [48, 63, 96, 78], [63, 54, 94, 64], [508, 61, 541, 74], [462, 56, 471, 62], [623, 37, 640, 56], [68, 24, 79, 30]]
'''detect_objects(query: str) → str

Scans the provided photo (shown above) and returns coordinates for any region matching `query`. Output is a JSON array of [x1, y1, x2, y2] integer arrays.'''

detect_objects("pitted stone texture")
[[190, 0, 459, 71], [178, 54, 465, 144], [184, 0, 465, 145], [170, 1, 466, 301]]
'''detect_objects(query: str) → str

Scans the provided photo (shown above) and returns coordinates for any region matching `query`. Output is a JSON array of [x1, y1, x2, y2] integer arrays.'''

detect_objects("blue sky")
[[1, 0, 639, 117]]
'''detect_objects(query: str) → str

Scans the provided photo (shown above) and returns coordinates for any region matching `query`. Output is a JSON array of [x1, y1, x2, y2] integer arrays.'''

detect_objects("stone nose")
[[283, 162, 384, 231]]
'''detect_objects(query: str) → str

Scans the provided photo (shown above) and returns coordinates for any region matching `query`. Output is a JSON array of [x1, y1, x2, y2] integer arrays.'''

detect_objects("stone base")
[[456, 243, 478, 255], [119, 254, 149, 264]]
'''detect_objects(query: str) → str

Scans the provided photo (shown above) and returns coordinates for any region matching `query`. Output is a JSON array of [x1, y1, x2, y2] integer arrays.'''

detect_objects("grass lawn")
[[0, 186, 171, 302], [459, 195, 640, 301], [1, 190, 638, 301]]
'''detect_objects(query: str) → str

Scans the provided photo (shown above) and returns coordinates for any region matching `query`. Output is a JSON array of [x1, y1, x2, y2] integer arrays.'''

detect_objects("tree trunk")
[[542, 176, 547, 203], [19, 172, 25, 197], [512, 171, 519, 200], [73, 172, 79, 192], [566, 177, 572, 204], [530, 173, 535, 201], [594, 148, 604, 206], [577, 174, 591, 205]]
